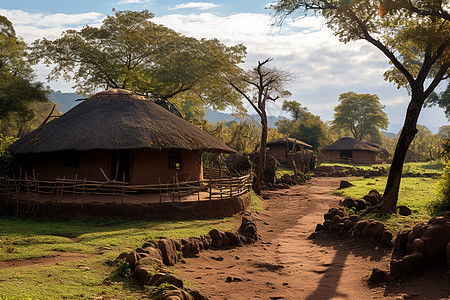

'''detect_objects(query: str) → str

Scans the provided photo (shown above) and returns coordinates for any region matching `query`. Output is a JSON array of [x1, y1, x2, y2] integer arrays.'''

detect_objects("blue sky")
[[0, 1, 448, 133]]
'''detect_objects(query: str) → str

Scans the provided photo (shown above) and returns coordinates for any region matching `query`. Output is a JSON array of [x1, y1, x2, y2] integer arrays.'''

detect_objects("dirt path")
[[176, 177, 448, 300]]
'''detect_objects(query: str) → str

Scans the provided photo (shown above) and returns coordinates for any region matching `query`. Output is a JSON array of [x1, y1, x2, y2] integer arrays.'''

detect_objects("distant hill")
[[49, 91, 80, 113], [50, 91, 287, 127], [205, 109, 286, 128], [381, 130, 398, 138]]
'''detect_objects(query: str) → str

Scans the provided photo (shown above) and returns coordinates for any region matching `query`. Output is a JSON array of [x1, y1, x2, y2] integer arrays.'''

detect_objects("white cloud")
[[169, 2, 221, 10]]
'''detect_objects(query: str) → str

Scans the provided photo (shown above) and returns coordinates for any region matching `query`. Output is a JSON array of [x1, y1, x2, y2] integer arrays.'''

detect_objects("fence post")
[[73, 174, 78, 205], [209, 169, 212, 202], [158, 178, 162, 204], [81, 178, 86, 209]]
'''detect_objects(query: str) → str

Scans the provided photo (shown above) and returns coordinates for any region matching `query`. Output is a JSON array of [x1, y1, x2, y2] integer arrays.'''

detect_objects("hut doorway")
[[110, 150, 131, 182], [340, 150, 353, 159]]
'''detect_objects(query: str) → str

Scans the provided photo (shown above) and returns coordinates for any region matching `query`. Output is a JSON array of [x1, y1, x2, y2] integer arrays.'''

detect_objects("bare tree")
[[227, 58, 293, 195]]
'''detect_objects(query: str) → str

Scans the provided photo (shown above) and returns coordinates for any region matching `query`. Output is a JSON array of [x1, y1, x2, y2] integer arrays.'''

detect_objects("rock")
[[390, 252, 423, 279], [381, 230, 394, 247], [133, 257, 163, 285], [315, 224, 325, 232], [355, 199, 367, 211], [420, 223, 450, 261], [406, 224, 430, 253], [447, 241, 450, 269], [392, 229, 411, 259], [336, 210, 345, 218], [363, 193, 380, 206], [208, 229, 223, 241], [221, 234, 232, 246], [368, 268, 387, 283], [368, 221, 385, 240], [323, 220, 332, 230], [173, 239, 182, 251], [148, 273, 166, 286], [315, 165, 335, 173], [158, 238, 178, 266], [324, 213, 333, 221], [225, 231, 241, 245], [153, 274, 184, 289], [342, 197, 357, 209], [352, 220, 369, 238], [116, 251, 128, 261], [397, 205, 412, 216], [126, 251, 140, 269], [226, 276, 242, 282], [339, 180, 354, 189], [185, 285, 209, 300]]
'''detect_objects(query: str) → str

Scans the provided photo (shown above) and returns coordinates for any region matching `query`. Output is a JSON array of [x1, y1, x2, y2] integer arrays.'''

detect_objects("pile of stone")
[[340, 189, 381, 212], [312, 207, 394, 248], [113, 217, 258, 300], [389, 214, 450, 279], [314, 165, 388, 177]]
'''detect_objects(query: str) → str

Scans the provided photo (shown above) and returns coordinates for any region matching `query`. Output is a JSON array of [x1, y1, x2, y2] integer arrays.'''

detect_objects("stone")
[[397, 205, 412, 216], [447, 241, 450, 269], [173, 239, 182, 252], [315, 224, 325, 232], [381, 230, 394, 247], [158, 238, 178, 266], [125, 251, 140, 269], [355, 199, 367, 211], [134, 257, 163, 285], [406, 223, 430, 253], [368, 221, 385, 240], [368, 268, 387, 283], [390, 252, 423, 279], [420, 224, 450, 260], [352, 220, 369, 238], [148, 272, 166, 286], [208, 229, 223, 241], [153, 274, 184, 289], [323, 220, 332, 230], [324, 213, 333, 221], [225, 231, 241, 245], [363, 193, 380, 206], [339, 180, 354, 189], [116, 252, 128, 261], [336, 210, 345, 218], [392, 229, 411, 259], [184, 285, 209, 300], [341, 197, 357, 209]]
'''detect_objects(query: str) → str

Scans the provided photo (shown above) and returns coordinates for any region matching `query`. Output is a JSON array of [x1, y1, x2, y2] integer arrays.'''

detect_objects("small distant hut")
[[321, 137, 387, 164], [7, 89, 235, 184], [267, 138, 315, 171]]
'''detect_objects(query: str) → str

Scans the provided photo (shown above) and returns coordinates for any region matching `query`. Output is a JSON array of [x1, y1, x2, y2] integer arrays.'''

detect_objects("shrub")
[[430, 140, 450, 215], [0, 134, 18, 175]]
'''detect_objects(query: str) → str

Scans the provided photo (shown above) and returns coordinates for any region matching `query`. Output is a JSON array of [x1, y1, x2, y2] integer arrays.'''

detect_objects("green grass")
[[250, 191, 265, 212], [334, 176, 440, 231], [275, 167, 295, 178], [0, 216, 239, 299], [319, 161, 444, 175]]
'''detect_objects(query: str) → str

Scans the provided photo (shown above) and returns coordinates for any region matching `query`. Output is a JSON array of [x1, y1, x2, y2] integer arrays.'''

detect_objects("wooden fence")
[[0, 170, 252, 215]]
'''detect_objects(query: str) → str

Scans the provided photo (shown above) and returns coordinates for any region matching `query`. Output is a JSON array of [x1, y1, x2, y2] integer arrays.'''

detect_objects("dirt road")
[[176, 177, 448, 300]]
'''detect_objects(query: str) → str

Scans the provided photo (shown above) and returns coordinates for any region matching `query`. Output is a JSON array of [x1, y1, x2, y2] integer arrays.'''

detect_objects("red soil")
[[175, 177, 448, 300]]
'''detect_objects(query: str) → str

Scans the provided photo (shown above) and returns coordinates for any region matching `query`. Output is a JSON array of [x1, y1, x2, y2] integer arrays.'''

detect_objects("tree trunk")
[[254, 112, 268, 195], [380, 89, 424, 212]]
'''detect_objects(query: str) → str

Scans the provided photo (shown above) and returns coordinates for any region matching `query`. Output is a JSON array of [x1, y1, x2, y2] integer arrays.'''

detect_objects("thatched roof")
[[8, 89, 235, 154], [322, 137, 380, 152], [267, 137, 312, 149]]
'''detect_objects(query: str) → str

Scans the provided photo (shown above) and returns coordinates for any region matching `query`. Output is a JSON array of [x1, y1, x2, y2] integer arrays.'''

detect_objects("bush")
[[430, 140, 450, 214], [0, 134, 17, 176]]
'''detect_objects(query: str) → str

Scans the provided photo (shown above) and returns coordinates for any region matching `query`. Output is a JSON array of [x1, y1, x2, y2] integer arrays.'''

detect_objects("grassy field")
[[0, 194, 270, 300], [319, 161, 444, 175], [333, 176, 440, 231]]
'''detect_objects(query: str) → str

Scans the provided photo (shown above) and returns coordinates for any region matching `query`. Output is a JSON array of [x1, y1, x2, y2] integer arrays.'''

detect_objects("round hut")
[[8, 89, 235, 184], [321, 137, 386, 164]]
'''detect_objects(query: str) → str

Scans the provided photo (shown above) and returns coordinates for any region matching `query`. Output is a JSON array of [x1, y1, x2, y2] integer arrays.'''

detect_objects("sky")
[[0, 0, 448, 133]]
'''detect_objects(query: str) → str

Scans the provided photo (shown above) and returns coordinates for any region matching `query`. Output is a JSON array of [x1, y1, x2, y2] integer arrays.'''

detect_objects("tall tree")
[[331, 92, 388, 141], [0, 15, 49, 135], [273, 0, 449, 212], [227, 58, 292, 195], [32, 10, 246, 111], [276, 100, 329, 149]]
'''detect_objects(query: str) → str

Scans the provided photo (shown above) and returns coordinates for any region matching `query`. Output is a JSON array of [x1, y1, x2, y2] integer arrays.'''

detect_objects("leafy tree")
[[425, 82, 450, 119], [227, 58, 293, 195], [0, 15, 49, 132], [331, 92, 388, 142], [437, 125, 450, 139], [32, 10, 246, 111], [276, 100, 329, 149], [273, 0, 449, 212], [406, 124, 440, 162]]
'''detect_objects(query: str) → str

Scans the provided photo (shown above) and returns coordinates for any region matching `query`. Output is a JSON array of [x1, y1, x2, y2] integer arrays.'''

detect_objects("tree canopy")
[[276, 100, 329, 149], [273, 0, 449, 212], [32, 9, 247, 111], [0, 15, 49, 134], [331, 92, 388, 142], [425, 82, 450, 119]]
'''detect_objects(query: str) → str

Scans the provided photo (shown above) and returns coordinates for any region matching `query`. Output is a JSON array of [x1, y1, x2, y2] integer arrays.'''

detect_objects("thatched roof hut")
[[321, 137, 387, 164], [9, 89, 234, 154], [267, 137, 314, 170], [8, 89, 234, 184]]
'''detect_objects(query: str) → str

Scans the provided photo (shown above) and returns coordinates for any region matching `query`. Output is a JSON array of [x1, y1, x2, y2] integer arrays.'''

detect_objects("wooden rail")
[[0, 170, 252, 215]]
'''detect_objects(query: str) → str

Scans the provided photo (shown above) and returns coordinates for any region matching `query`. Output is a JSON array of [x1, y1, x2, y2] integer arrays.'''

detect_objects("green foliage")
[[0, 15, 49, 130], [425, 82, 450, 120], [32, 10, 246, 112], [430, 139, 450, 214], [276, 100, 329, 149], [331, 92, 388, 142], [0, 134, 17, 175]]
